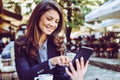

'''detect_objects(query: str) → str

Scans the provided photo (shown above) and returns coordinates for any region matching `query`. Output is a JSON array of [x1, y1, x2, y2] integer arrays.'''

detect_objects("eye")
[[47, 17, 52, 21], [55, 20, 59, 24]]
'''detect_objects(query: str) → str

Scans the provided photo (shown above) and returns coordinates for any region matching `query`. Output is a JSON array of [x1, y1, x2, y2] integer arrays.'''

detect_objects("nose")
[[50, 21, 56, 27]]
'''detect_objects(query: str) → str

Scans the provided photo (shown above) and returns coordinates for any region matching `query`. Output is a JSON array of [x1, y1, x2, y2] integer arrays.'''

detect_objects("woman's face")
[[39, 9, 60, 35]]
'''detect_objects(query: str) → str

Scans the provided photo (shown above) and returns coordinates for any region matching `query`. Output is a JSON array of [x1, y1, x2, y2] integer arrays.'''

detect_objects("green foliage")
[[3, 0, 109, 28], [34, 0, 42, 4], [58, 0, 109, 28]]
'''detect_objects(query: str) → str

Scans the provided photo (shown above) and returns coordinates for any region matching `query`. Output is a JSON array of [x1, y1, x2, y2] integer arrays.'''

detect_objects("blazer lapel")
[[47, 40, 58, 59]]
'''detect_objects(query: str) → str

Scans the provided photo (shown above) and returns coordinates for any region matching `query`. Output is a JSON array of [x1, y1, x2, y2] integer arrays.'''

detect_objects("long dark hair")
[[24, 0, 65, 57]]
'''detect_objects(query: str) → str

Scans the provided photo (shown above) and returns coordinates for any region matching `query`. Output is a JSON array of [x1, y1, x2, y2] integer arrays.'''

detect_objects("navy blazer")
[[14, 37, 60, 80]]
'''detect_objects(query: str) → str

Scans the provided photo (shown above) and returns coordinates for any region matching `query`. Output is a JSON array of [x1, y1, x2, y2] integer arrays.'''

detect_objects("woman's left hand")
[[65, 57, 89, 80]]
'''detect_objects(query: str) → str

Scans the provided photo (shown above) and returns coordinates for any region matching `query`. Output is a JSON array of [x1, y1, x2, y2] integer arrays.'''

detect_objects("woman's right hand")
[[49, 56, 71, 66]]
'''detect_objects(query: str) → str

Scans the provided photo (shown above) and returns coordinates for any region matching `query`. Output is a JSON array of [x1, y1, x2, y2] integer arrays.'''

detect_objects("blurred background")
[[0, 0, 120, 80]]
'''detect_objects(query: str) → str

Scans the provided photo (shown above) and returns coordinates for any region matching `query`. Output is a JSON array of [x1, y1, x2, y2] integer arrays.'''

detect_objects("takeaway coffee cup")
[[34, 74, 53, 80]]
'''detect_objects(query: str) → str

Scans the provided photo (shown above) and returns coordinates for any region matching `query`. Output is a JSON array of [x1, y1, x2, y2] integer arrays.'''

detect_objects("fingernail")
[[76, 59, 78, 62], [87, 61, 89, 63], [69, 62, 72, 65], [65, 67, 68, 71], [65, 67, 68, 70], [81, 57, 83, 59]]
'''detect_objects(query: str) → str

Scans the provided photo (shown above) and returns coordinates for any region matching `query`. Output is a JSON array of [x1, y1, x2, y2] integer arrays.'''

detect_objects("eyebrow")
[[47, 15, 59, 21]]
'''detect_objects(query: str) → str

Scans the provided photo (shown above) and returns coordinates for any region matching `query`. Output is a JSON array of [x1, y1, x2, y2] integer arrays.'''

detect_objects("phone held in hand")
[[71, 46, 94, 70], [53, 46, 94, 80]]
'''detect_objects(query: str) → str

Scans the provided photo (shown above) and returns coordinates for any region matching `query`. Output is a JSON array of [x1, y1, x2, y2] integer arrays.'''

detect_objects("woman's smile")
[[39, 9, 60, 35]]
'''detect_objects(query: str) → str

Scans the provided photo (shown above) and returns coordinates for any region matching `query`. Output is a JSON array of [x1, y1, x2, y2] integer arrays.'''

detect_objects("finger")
[[84, 61, 89, 73], [65, 56, 71, 66], [60, 56, 66, 65], [57, 57, 61, 65], [76, 59, 80, 71], [60, 56, 70, 65], [65, 67, 72, 77], [80, 57, 84, 70], [65, 67, 74, 80], [69, 62, 76, 74], [65, 57, 70, 62]]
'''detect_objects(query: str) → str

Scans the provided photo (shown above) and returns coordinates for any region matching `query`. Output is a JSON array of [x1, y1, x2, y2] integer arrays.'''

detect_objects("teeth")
[[47, 28, 52, 32], [46, 26, 55, 32], [47, 27, 53, 30]]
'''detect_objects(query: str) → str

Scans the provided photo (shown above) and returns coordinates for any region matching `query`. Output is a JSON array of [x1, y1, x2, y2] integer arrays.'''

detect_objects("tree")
[[54, 0, 108, 42], [56, 0, 109, 27]]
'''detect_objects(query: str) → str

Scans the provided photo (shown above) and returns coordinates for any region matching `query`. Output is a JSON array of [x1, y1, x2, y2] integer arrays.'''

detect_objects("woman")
[[14, 0, 88, 80]]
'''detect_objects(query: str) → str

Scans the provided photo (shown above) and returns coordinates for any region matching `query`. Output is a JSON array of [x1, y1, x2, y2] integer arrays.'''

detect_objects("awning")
[[100, 19, 120, 27], [85, 0, 120, 22]]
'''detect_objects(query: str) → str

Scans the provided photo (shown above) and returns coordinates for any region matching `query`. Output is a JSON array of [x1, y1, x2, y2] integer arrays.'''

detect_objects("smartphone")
[[71, 46, 94, 70]]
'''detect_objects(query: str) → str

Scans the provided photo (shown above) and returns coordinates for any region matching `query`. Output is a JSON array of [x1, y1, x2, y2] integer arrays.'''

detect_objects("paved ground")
[[84, 57, 120, 80], [84, 64, 120, 80], [89, 57, 120, 72]]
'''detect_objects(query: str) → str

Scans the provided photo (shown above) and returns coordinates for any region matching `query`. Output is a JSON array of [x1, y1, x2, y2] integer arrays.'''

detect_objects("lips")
[[46, 26, 55, 32]]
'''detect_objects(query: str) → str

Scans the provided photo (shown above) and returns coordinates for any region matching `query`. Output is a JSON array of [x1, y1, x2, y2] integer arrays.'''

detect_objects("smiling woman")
[[39, 9, 59, 36], [14, 0, 89, 80], [14, 0, 69, 80]]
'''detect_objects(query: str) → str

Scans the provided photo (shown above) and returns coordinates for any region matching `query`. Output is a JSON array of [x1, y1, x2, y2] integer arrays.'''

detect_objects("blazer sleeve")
[[14, 42, 51, 80]]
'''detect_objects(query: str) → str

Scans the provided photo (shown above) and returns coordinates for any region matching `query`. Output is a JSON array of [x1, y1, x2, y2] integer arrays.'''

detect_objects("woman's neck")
[[39, 34, 47, 47]]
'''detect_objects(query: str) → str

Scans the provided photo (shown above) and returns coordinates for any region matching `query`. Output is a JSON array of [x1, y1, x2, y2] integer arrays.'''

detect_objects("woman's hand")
[[49, 56, 71, 66], [65, 57, 89, 80]]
